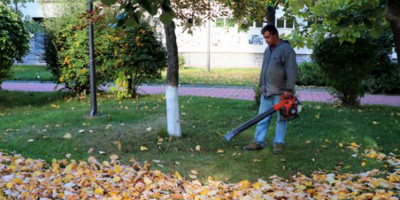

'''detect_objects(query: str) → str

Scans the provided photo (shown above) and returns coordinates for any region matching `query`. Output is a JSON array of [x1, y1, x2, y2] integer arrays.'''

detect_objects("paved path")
[[1, 82, 400, 106]]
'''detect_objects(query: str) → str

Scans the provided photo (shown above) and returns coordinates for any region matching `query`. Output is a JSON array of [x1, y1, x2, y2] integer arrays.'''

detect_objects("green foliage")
[[364, 31, 400, 94], [296, 62, 325, 86], [366, 63, 400, 94], [43, 1, 118, 94], [0, 2, 29, 85], [287, 0, 388, 48], [312, 37, 377, 107], [112, 24, 167, 98], [100, 0, 176, 27], [178, 55, 185, 69]]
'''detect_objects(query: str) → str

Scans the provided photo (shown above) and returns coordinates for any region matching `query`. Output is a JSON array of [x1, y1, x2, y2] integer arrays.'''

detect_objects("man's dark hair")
[[261, 25, 278, 35]]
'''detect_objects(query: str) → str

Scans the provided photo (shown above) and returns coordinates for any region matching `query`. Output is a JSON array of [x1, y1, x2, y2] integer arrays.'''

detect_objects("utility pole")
[[88, 0, 98, 117], [206, 0, 211, 72]]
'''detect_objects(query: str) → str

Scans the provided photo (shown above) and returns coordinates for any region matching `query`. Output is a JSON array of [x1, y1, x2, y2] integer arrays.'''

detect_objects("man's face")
[[263, 31, 278, 47]]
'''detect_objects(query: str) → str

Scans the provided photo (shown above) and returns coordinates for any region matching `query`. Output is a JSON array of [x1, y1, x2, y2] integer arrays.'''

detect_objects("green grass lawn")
[[10, 65, 260, 86], [155, 67, 261, 86], [1, 91, 399, 183], [9, 65, 53, 82]]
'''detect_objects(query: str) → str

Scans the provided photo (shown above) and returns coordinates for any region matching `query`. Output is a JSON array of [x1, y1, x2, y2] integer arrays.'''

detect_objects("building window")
[[276, 17, 294, 29], [226, 18, 236, 27], [216, 18, 224, 27], [277, 17, 285, 28], [286, 18, 294, 28], [216, 18, 236, 28], [255, 20, 263, 28]]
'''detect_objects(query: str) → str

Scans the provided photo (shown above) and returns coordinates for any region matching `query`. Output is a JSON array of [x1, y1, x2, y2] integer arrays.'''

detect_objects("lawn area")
[[9, 65, 53, 82], [155, 67, 261, 86], [10, 65, 260, 86], [1, 90, 399, 183]]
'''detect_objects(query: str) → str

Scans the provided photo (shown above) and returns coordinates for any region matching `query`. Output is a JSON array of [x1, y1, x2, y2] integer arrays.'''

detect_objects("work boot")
[[273, 143, 284, 154], [243, 141, 263, 151]]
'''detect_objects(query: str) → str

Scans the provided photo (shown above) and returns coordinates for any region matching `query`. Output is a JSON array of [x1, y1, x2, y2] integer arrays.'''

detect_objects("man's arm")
[[284, 49, 298, 94]]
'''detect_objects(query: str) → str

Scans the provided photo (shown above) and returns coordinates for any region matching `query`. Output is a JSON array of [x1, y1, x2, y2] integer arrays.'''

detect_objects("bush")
[[179, 55, 185, 69], [43, 1, 117, 94], [366, 63, 400, 94], [296, 62, 325, 86], [112, 24, 167, 98], [364, 31, 400, 94], [0, 3, 29, 86], [312, 37, 377, 107]]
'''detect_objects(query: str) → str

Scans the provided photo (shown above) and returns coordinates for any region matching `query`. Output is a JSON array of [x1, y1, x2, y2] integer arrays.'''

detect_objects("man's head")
[[261, 25, 280, 47]]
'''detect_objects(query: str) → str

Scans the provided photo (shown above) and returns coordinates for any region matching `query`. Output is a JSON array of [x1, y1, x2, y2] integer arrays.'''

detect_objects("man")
[[244, 24, 298, 154]]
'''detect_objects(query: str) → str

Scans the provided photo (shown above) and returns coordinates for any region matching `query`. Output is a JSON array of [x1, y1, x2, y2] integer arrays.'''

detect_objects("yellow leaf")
[[238, 180, 251, 189], [175, 171, 182, 180], [110, 154, 119, 160], [339, 143, 343, 148], [200, 188, 209, 196], [140, 146, 148, 151], [389, 174, 400, 182], [143, 177, 153, 185], [350, 142, 360, 148], [253, 182, 262, 189], [253, 159, 261, 162], [361, 161, 366, 167], [94, 188, 104, 195], [217, 149, 224, 153], [114, 165, 122, 173], [6, 182, 12, 189], [63, 133, 72, 139], [195, 145, 201, 151], [112, 176, 121, 182]]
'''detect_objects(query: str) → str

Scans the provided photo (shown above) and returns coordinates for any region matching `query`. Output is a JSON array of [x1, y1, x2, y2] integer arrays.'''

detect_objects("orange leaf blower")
[[224, 94, 301, 142]]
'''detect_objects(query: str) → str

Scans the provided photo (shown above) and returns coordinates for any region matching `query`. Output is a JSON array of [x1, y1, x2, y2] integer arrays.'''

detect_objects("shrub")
[[0, 3, 29, 86], [179, 55, 185, 69], [296, 61, 325, 86], [364, 31, 400, 94], [112, 24, 167, 98], [43, 1, 117, 94], [366, 63, 400, 94], [312, 37, 377, 107]]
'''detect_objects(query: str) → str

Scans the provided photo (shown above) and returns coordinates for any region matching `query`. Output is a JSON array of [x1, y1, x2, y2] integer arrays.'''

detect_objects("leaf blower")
[[224, 94, 301, 142]]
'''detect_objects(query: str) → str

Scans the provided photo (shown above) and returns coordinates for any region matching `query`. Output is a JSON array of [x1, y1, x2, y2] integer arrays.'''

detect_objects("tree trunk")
[[164, 21, 182, 137], [266, 6, 276, 25], [386, 0, 400, 77]]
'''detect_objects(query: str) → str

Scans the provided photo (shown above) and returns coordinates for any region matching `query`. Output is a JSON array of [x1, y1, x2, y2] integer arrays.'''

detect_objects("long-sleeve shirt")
[[259, 40, 298, 97]]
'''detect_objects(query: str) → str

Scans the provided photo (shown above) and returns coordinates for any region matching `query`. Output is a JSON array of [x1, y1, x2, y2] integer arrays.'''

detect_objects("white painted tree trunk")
[[166, 85, 181, 137]]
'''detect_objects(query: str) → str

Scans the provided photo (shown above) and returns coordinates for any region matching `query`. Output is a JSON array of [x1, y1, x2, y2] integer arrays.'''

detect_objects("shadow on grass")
[[0, 90, 73, 109]]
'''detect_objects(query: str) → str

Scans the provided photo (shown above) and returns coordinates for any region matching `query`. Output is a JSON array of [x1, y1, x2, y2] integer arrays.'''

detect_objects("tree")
[[1, 0, 34, 13], [101, 0, 222, 137], [0, 2, 30, 86], [218, 0, 280, 28]]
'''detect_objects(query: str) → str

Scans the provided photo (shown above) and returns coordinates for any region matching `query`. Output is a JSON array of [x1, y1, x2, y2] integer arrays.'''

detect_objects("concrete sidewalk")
[[1, 81, 400, 106]]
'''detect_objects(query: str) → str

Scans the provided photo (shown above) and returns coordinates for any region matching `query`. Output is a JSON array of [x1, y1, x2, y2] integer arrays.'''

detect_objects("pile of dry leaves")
[[1, 145, 399, 199]]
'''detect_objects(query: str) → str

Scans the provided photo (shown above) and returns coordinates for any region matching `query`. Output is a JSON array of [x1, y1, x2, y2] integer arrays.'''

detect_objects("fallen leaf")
[[140, 146, 148, 151], [63, 133, 72, 139], [195, 145, 201, 151]]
